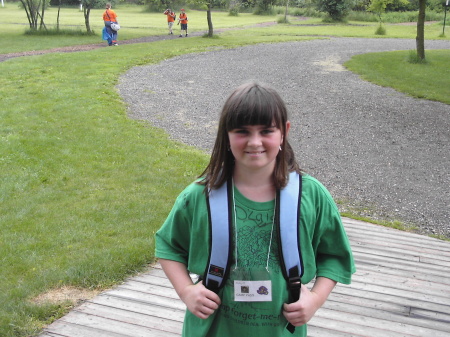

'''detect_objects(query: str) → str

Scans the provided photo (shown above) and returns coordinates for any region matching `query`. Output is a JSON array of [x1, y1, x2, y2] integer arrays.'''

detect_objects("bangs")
[[224, 84, 286, 131]]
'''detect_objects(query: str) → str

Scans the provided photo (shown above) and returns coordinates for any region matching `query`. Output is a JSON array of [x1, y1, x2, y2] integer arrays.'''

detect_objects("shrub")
[[375, 24, 387, 34], [316, 0, 353, 21]]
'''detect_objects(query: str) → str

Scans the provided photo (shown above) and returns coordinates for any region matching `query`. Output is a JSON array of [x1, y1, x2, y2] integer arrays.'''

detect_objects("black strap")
[[286, 265, 302, 333]]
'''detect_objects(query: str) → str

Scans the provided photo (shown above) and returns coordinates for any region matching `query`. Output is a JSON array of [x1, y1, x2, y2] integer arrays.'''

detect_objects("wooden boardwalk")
[[39, 218, 450, 337]]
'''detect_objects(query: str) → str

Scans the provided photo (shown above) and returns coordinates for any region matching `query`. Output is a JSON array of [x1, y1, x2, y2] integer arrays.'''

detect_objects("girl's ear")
[[282, 121, 291, 143]]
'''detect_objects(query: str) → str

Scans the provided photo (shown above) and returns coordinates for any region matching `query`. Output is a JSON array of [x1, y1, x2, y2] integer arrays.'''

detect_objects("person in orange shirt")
[[102, 3, 119, 46], [163, 9, 176, 35], [178, 9, 188, 37]]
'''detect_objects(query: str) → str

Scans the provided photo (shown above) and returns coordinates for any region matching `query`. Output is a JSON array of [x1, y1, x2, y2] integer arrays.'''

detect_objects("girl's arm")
[[282, 277, 337, 326], [159, 259, 221, 319]]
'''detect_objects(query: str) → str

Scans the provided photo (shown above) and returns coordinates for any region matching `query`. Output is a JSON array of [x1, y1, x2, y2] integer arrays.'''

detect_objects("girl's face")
[[228, 123, 289, 174]]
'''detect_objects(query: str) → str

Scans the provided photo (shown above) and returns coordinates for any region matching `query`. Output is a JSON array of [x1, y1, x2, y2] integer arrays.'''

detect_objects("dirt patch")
[[30, 286, 101, 306]]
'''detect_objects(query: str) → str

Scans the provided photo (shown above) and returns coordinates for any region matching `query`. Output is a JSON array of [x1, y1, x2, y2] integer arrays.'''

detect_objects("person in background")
[[178, 9, 188, 37], [164, 8, 176, 35], [103, 3, 119, 46]]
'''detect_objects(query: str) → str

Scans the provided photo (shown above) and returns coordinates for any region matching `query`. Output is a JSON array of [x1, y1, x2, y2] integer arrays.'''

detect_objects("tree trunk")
[[83, 5, 91, 33], [39, 0, 46, 30], [207, 4, 213, 37], [284, 0, 289, 22], [416, 0, 426, 60], [57, 0, 61, 30]]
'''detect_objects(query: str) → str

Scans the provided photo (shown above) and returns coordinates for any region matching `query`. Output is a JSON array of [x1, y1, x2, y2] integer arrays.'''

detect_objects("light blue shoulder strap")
[[278, 171, 303, 334], [204, 180, 233, 292], [278, 171, 304, 282], [204, 173, 303, 297]]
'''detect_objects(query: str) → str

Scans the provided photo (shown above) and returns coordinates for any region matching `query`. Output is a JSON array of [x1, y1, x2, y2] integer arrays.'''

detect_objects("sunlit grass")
[[345, 49, 450, 104]]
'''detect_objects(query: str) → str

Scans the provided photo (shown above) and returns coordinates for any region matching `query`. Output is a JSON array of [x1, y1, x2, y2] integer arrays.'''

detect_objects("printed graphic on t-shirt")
[[232, 203, 281, 273], [212, 199, 290, 332]]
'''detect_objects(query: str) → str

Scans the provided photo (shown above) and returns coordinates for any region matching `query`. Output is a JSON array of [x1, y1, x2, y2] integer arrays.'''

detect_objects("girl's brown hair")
[[200, 82, 301, 191]]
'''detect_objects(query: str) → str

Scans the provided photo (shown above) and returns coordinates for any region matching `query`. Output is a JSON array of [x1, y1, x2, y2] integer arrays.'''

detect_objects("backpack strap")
[[204, 171, 304, 323], [277, 171, 303, 333], [203, 179, 233, 293]]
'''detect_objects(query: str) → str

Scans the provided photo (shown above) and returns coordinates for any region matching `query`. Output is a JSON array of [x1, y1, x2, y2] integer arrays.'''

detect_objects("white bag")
[[110, 23, 120, 31]]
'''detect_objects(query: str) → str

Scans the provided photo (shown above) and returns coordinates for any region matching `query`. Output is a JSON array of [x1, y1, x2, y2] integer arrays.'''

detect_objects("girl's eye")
[[262, 129, 275, 135]]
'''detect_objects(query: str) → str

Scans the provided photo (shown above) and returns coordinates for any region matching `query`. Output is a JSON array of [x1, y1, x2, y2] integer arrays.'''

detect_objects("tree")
[[368, 0, 406, 34], [20, 0, 48, 30], [189, 0, 215, 36], [81, 0, 105, 33], [315, 0, 352, 21], [416, 0, 426, 60], [206, 2, 214, 36]]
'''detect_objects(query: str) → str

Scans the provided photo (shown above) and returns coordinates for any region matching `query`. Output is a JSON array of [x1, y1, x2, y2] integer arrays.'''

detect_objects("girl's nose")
[[247, 132, 262, 146]]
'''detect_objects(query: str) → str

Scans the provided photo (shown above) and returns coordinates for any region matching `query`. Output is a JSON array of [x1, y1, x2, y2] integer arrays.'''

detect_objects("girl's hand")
[[180, 281, 221, 319], [282, 284, 319, 326], [282, 277, 337, 327]]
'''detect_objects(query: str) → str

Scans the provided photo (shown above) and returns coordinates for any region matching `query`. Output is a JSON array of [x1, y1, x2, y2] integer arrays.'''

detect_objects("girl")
[[155, 82, 355, 336]]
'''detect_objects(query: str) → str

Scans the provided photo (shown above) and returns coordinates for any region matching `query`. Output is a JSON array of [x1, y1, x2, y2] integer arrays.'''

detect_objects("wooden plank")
[[346, 228, 450, 251], [343, 221, 450, 251], [118, 280, 180, 295], [129, 274, 174, 288], [116, 282, 180, 299], [322, 296, 450, 332], [309, 314, 438, 337], [74, 302, 183, 334], [105, 288, 185, 310], [57, 311, 180, 337], [350, 270, 450, 298], [311, 306, 450, 337], [352, 250, 450, 276], [90, 294, 185, 322], [332, 284, 450, 314], [354, 262, 450, 285], [350, 239, 450, 264], [43, 318, 131, 337], [308, 325, 365, 337]]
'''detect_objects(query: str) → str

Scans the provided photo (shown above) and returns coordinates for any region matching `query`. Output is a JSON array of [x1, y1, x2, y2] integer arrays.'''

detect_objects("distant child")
[[163, 8, 176, 35], [178, 9, 188, 37], [102, 3, 118, 46], [155, 82, 355, 336]]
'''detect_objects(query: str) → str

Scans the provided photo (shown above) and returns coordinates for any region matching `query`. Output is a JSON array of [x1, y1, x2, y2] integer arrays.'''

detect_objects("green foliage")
[[229, 0, 241, 15], [315, 0, 353, 21], [253, 0, 276, 15], [367, 0, 409, 23], [145, 0, 181, 12], [347, 10, 379, 21], [82, 0, 114, 10], [375, 23, 386, 34], [277, 15, 291, 23], [272, 5, 324, 17], [347, 9, 445, 22]]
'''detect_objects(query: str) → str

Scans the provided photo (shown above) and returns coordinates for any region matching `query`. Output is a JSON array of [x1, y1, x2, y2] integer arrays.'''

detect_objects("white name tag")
[[234, 280, 272, 302]]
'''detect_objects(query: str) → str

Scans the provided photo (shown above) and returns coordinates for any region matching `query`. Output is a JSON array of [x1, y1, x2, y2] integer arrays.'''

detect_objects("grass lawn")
[[345, 49, 450, 104], [0, 4, 449, 337]]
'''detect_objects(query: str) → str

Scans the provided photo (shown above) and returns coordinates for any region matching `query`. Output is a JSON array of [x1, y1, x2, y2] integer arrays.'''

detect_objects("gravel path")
[[118, 37, 450, 238]]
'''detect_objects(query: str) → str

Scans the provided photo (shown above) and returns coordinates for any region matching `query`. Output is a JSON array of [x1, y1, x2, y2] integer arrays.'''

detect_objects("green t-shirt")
[[155, 174, 355, 337]]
